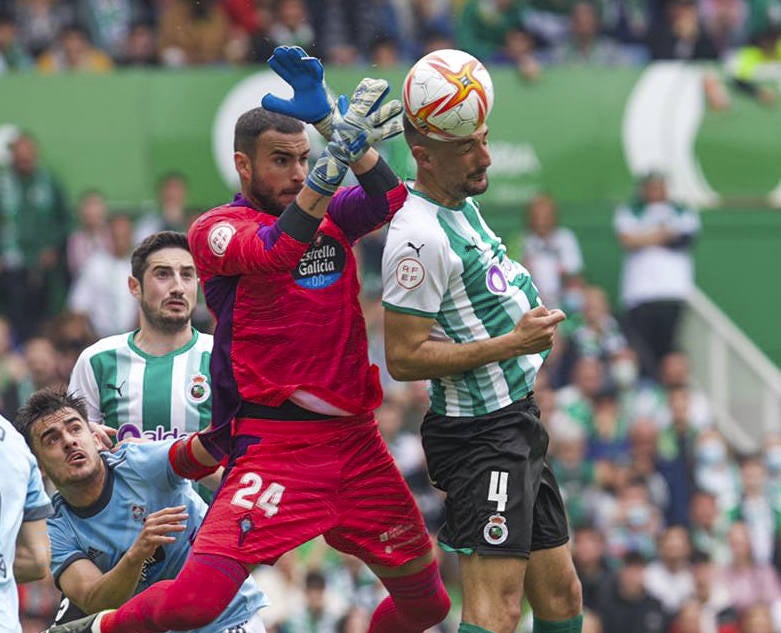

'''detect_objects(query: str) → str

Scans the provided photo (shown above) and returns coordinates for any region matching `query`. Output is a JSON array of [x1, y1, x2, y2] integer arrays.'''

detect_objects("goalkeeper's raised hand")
[[261, 45, 335, 138]]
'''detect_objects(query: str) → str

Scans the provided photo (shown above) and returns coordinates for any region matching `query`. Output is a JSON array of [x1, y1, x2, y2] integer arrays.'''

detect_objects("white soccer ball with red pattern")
[[402, 49, 495, 142]]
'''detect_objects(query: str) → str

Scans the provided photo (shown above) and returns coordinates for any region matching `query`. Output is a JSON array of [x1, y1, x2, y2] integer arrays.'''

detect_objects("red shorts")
[[192, 415, 432, 567]]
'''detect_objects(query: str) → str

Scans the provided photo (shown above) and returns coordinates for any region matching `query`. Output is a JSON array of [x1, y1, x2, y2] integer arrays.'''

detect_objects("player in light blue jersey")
[[14, 388, 268, 633], [0, 415, 53, 633]]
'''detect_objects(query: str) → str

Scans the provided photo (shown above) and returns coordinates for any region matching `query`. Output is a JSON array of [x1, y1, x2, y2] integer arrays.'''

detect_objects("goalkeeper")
[[46, 48, 449, 633]]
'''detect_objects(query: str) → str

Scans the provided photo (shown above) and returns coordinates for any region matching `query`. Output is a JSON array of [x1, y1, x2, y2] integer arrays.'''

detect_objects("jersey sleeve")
[[559, 229, 584, 275], [24, 455, 53, 521], [48, 512, 88, 589], [188, 207, 317, 276], [381, 215, 450, 318], [326, 179, 407, 244], [68, 350, 104, 424], [122, 441, 179, 491]]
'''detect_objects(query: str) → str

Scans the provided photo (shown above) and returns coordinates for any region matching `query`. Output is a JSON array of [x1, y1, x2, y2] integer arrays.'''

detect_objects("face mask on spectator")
[[562, 288, 585, 314], [611, 359, 638, 389], [627, 504, 650, 528], [766, 448, 781, 473], [697, 441, 726, 466]]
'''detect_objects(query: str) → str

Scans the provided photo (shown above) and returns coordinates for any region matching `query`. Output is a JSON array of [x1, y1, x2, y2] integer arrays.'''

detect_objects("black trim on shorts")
[[238, 399, 334, 420]]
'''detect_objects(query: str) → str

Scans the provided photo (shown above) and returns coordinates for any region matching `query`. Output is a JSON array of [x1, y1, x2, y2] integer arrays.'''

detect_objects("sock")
[[100, 553, 247, 633], [458, 624, 496, 633], [368, 561, 451, 633], [533, 614, 584, 633]]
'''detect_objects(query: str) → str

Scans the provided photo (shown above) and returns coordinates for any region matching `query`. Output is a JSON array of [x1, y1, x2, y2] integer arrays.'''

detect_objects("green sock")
[[458, 624, 496, 633], [533, 614, 584, 633]]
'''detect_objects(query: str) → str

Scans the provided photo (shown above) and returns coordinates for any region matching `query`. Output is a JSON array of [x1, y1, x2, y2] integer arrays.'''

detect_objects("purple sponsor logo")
[[116, 424, 188, 442], [486, 264, 508, 295]]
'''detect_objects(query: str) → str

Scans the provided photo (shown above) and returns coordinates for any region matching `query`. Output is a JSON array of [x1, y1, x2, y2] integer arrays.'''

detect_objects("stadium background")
[[3, 0, 781, 631]]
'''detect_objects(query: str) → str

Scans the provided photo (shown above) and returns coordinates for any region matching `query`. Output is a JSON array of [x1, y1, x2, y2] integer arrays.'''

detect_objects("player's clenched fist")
[[510, 305, 566, 355], [126, 506, 189, 565]]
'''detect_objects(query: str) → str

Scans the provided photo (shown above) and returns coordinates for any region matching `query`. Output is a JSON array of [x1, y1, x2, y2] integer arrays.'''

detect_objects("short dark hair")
[[234, 108, 305, 157], [304, 570, 326, 590], [131, 230, 190, 283], [157, 171, 187, 191], [16, 387, 89, 450], [403, 114, 431, 149]]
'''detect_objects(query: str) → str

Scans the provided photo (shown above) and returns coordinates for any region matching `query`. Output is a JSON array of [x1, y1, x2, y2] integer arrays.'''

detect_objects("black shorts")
[[421, 396, 569, 558]]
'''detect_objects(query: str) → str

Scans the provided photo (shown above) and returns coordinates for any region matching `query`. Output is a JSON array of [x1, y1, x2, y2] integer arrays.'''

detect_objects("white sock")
[[90, 611, 111, 633]]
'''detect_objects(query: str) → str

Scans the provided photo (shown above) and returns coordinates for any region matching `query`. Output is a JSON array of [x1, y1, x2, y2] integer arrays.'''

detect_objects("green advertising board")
[[0, 65, 779, 364]]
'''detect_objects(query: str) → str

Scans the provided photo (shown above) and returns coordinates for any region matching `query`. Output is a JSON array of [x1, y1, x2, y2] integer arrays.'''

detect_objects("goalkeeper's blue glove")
[[261, 45, 335, 138]]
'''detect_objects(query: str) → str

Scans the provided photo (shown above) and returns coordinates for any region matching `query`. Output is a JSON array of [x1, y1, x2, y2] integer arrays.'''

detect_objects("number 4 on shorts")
[[488, 470, 508, 512]]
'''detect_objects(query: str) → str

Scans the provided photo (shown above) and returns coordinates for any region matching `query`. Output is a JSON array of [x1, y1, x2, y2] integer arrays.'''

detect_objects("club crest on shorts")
[[483, 514, 509, 545], [187, 373, 211, 404], [238, 514, 254, 547]]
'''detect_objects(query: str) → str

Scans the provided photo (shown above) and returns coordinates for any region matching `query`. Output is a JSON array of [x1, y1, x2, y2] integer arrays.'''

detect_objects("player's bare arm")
[[13, 518, 50, 583], [57, 506, 188, 613], [385, 306, 566, 381]]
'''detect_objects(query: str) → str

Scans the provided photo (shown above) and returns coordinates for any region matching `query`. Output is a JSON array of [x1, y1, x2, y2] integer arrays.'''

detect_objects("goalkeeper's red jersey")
[[188, 182, 407, 459]]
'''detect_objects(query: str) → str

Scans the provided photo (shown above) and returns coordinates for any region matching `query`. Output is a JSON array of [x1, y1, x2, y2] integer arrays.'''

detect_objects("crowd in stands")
[[4, 121, 781, 633], [0, 0, 779, 93]]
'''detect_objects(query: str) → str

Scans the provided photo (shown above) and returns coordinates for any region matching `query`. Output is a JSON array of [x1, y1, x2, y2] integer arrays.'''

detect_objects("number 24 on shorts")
[[231, 472, 286, 518], [488, 470, 508, 513]]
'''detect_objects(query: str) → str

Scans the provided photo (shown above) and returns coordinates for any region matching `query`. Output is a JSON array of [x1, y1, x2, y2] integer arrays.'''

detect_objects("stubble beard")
[[141, 299, 191, 335], [249, 172, 286, 216]]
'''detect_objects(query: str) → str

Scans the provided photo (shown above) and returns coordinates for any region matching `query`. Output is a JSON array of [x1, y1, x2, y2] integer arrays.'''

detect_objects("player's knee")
[[403, 574, 451, 628], [546, 573, 582, 618]]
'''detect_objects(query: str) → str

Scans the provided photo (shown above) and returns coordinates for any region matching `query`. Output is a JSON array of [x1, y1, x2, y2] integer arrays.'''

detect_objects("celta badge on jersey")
[[208, 222, 236, 256], [187, 373, 211, 404], [293, 233, 345, 289], [131, 505, 146, 521], [483, 514, 509, 545], [395, 257, 425, 289]]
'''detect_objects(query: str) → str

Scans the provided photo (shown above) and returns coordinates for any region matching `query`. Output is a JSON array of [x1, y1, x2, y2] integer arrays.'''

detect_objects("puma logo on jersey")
[[407, 242, 424, 257], [106, 381, 126, 397]]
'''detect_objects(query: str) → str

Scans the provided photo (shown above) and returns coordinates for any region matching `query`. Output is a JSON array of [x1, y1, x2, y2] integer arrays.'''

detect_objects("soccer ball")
[[402, 49, 495, 142]]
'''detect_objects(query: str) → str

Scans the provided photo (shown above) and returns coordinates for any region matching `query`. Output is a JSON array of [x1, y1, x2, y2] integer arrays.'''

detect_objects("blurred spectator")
[[14, 335, 62, 407], [689, 489, 732, 566], [701, 0, 747, 54], [647, 0, 720, 60], [729, 27, 781, 106], [747, 0, 781, 41], [16, 0, 72, 58], [599, 0, 650, 47], [67, 214, 136, 337], [368, 35, 400, 68], [0, 131, 68, 342], [523, 0, 582, 49], [694, 427, 740, 511], [251, 551, 305, 632], [656, 386, 697, 525], [282, 569, 341, 633], [718, 521, 781, 614], [223, 0, 272, 36], [551, 417, 600, 526], [323, 552, 384, 617], [44, 310, 97, 379], [37, 23, 114, 73], [0, 314, 25, 418], [521, 192, 584, 310], [268, 0, 316, 52], [134, 171, 190, 244], [644, 526, 695, 614], [614, 171, 701, 379], [689, 550, 739, 633], [73, 0, 151, 60], [728, 455, 778, 565], [739, 604, 776, 633], [571, 285, 630, 365], [594, 551, 668, 633], [658, 351, 713, 429], [549, 1, 635, 65], [391, 0, 454, 60], [0, 11, 33, 73], [66, 189, 111, 280], [157, 0, 231, 66], [587, 390, 630, 464], [421, 28, 457, 55], [557, 356, 605, 429], [605, 477, 663, 560], [336, 606, 370, 633], [456, 0, 526, 60], [117, 20, 159, 66], [497, 25, 542, 81], [764, 433, 781, 508], [573, 524, 616, 610]]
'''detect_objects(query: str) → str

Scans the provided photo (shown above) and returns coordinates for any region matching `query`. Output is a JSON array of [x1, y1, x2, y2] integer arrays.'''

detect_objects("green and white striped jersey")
[[68, 328, 213, 441], [382, 187, 547, 417]]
